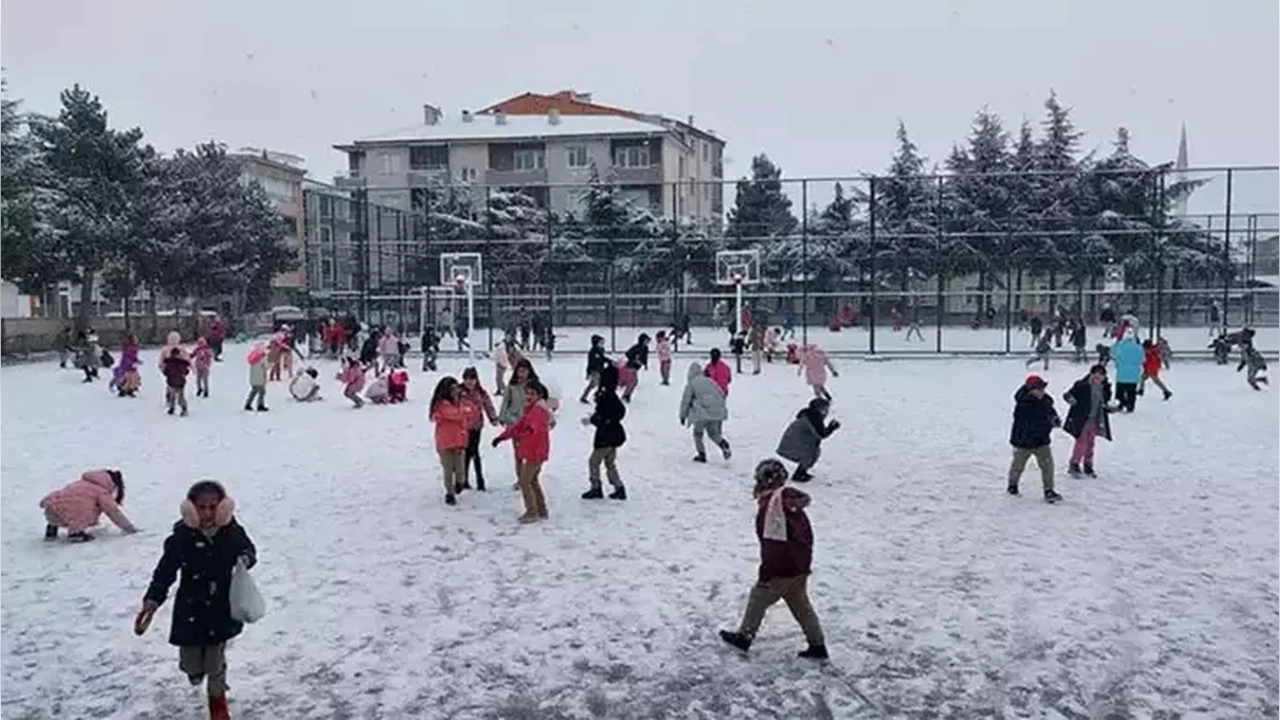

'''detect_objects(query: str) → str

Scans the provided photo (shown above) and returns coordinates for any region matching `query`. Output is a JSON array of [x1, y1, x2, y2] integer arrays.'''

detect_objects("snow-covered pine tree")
[[0, 77, 61, 295], [877, 122, 936, 293], [725, 154, 798, 255]]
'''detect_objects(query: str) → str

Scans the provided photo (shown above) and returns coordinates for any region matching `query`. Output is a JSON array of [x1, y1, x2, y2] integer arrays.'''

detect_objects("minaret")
[[1174, 122, 1189, 219]]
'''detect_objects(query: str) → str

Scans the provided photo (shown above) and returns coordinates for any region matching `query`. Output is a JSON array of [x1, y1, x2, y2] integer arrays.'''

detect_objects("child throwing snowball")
[[136, 480, 256, 720], [798, 344, 838, 401], [718, 459, 827, 660], [776, 398, 841, 483], [40, 469, 136, 542]]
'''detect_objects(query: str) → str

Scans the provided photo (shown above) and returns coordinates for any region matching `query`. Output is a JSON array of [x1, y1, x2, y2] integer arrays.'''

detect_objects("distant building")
[[231, 148, 307, 301], [333, 90, 726, 225], [1, 280, 33, 318]]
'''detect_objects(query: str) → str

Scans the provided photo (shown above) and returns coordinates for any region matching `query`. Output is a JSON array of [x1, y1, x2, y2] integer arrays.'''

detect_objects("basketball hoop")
[[732, 273, 743, 286], [454, 273, 467, 291]]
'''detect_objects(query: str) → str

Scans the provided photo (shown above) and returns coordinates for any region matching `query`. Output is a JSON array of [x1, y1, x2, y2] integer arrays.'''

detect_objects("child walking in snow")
[[421, 327, 439, 372], [1025, 330, 1052, 370], [719, 459, 827, 660], [41, 469, 136, 542], [494, 380, 554, 523], [581, 363, 627, 500], [776, 398, 840, 483], [680, 361, 733, 463], [579, 335, 609, 403], [1138, 339, 1172, 400], [730, 332, 746, 374], [655, 331, 673, 385], [798, 344, 838, 401], [458, 367, 498, 491], [244, 345, 269, 412], [337, 357, 366, 408], [1238, 334, 1269, 390], [192, 337, 213, 398], [705, 348, 733, 396], [620, 333, 651, 402], [430, 376, 480, 505], [136, 480, 256, 720], [749, 323, 767, 375], [1063, 364, 1113, 478], [1007, 374, 1063, 504], [161, 346, 192, 416], [492, 339, 510, 396]]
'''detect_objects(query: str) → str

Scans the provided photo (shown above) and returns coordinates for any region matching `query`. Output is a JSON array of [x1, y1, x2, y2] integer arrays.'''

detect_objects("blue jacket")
[[1112, 338, 1144, 384]]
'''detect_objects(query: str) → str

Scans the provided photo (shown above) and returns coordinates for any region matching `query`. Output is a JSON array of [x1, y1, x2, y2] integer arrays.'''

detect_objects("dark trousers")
[[464, 428, 485, 489], [210, 337, 224, 360], [1115, 382, 1138, 412]]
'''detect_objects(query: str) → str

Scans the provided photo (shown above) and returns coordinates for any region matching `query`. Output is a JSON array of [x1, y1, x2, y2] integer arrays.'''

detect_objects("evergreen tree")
[[26, 85, 155, 325], [725, 154, 798, 249], [0, 77, 60, 294], [877, 122, 936, 290]]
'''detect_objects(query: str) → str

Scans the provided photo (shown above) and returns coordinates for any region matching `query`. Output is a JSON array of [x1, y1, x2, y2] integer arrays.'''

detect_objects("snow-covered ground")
[[449, 323, 1280, 357], [2, 345, 1277, 718]]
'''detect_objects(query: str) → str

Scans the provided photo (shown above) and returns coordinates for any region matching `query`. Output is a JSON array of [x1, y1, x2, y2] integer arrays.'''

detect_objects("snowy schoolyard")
[[1, 345, 1277, 718]]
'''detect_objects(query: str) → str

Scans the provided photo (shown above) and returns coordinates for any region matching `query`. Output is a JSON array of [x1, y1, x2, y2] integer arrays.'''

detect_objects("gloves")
[[491, 438, 501, 448], [828, 420, 841, 431], [580, 416, 592, 426]]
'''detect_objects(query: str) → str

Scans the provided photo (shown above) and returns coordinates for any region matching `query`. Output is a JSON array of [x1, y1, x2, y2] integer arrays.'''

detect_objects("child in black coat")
[[421, 327, 439, 372], [730, 332, 746, 374], [581, 364, 628, 500], [579, 334, 610, 403], [621, 333, 651, 403], [136, 481, 257, 720]]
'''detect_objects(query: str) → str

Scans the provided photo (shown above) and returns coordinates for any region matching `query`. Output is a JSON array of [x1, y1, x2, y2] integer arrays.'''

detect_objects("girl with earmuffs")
[[136, 481, 257, 720]]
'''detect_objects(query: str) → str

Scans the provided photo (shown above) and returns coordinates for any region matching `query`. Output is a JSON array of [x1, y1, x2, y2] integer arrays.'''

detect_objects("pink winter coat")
[[615, 359, 637, 389], [192, 341, 213, 373], [656, 338, 673, 363], [705, 360, 732, 395], [338, 364, 366, 393], [800, 346, 830, 386], [40, 470, 136, 534]]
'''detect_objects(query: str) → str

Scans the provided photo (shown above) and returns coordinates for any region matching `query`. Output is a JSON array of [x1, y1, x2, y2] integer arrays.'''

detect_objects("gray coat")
[[776, 411, 834, 468], [679, 362, 728, 425]]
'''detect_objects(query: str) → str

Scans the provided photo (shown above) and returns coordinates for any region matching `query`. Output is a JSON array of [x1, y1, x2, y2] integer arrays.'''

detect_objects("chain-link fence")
[[301, 166, 1278, 355]]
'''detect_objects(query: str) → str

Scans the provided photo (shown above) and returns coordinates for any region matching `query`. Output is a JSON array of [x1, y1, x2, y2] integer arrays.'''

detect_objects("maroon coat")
[[161, 355, 191, 389], [755, 487, 814, 582]]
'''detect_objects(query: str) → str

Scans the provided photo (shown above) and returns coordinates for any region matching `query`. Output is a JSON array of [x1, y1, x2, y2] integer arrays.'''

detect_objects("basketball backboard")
[[714, 249, 761, 286], [439, 252, 484, 287]]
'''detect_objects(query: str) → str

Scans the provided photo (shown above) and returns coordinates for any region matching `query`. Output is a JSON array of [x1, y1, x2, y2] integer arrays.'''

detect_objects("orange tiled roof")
[[479, 91, 642, 119]]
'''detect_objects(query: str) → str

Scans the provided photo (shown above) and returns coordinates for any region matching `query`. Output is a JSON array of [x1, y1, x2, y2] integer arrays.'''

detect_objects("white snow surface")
[[2, 345, 1277, 719]]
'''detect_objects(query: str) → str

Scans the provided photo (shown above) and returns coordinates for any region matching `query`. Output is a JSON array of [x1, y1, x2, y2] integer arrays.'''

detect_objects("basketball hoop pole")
[[735, 277, 744, 336], [457, 275, 475, 364]]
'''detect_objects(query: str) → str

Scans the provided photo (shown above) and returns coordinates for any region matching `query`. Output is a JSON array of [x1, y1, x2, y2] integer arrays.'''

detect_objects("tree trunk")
[[76, 273, 95, 332]]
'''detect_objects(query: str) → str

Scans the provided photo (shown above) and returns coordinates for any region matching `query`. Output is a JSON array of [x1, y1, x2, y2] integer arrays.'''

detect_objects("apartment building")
[[333, 92, 726, 225], [231, 148, 308, 302]]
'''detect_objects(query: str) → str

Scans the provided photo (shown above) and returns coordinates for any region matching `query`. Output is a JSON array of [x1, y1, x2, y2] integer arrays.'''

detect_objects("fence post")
[[1151, 170, 1165, 340], [868, 177, 878, 355], [1004, 232, 1013, 355], [484, 185, 495, 350], [355, 188, 369, 320], [1221, 169, 1234, 329], [546, 200, 554, 340], [671, 186, 682, 351], [934, 176, 944, 353], [801, 179, 809, 346]]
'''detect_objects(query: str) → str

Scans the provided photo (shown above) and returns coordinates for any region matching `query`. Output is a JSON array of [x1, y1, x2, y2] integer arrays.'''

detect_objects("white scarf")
[[762, 488, 788, 542]]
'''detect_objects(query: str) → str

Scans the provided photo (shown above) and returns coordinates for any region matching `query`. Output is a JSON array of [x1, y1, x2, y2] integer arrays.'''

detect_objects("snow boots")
[[582, 484, 627, 500], [1068, 463, 1083, 477], [44, 524, 58, 541], [719, 630, 828, 660], [209, 693, 230, 720]]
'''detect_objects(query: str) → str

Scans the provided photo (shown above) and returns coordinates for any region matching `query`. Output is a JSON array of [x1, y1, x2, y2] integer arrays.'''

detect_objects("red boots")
[[208, 694, 230, 720]]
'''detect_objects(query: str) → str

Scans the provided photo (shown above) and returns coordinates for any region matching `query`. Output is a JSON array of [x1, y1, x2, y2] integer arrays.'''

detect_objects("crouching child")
[[719, 459, 827, 660], [775, 398, 840, 483]]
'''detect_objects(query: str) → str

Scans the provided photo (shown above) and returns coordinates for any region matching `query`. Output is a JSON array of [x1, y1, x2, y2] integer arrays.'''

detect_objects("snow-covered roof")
[[336, 114, 668, 148]]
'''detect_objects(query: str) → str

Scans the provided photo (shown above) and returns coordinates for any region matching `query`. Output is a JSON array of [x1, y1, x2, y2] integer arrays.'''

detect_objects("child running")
[[579, 335, 609, 403], [705, 348, 732, 396], [718, 459, 827, 660], [429, 376, 479, 505], [581, 364, 627, 500], [192, 337, 213, 398], [680, 362, 733, 463], [136, 480, 256, 720], [494, 380, 554, 523], [655, 331, 673, 386], [1138, 339, 1172, 400], [41, 469, 136, 542], [162, 347, 192, 416], [244, 344, 269, 412], [1238, 333, 1269, 390], [775, 398, 841, 483], [798, 344, 838, 401], [337, 357, 366, 408], [621, 333, 651, 402], [1063, 364, 1113, 478], [458, 367, 499, 491]]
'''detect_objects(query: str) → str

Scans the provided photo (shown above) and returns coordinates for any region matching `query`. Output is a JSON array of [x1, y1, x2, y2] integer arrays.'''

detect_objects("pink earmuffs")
[[180, 496, 236, 529]]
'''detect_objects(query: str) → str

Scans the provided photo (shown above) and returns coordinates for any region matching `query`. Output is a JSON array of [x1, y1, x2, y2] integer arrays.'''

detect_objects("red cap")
[[1024, 374, 1047, 389]]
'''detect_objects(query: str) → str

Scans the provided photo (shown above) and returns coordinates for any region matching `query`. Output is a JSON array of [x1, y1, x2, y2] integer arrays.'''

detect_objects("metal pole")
[[735, 280, 743, 345], [1151, 171, 1165, 340], [1221, 169, 1234, 329], [868, 177, 878, 355], [1004, 233, 1013, 355], [801, 179, 809, 346], [466, 280, 475, 364], [935, 176, 943, 353]]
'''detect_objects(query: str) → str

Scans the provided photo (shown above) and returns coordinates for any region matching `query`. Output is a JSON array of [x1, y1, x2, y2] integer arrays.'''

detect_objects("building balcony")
[[485, 168, 548, 187], [407, 169, 449, 186], [335, 173, 366, 190], [611, 165, 663, 185]]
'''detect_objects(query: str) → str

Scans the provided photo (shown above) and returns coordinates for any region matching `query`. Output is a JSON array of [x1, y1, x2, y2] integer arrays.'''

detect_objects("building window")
[[319, 196, 333, 218], [703, 182, 711, 200], [409, 145, 448, 170], [459, 167, 478, 182], [320, 256, 334, 288], [702, 142, 709, 161], [513, 149, 545, 171], [678, 156, 686, 179], [348, 151, 364, 176], [614, 145, 650, 168], [566, 145, 589, 168], [320, 226, 333, 245], [379, 151, 400, 175]]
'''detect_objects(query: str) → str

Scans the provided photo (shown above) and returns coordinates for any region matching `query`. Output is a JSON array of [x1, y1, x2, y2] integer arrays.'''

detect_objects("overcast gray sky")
[[3, 0, 1277, 213]]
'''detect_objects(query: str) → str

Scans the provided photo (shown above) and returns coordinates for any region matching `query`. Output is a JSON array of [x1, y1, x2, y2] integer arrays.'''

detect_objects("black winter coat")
[[1062, 379, 1113, 441], [624, 342, 649, 370], [585, 346, 609, 377], [589, 391, 627, 449], [145, 519, 257, 647], [1009, 386, 1060, 449]]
